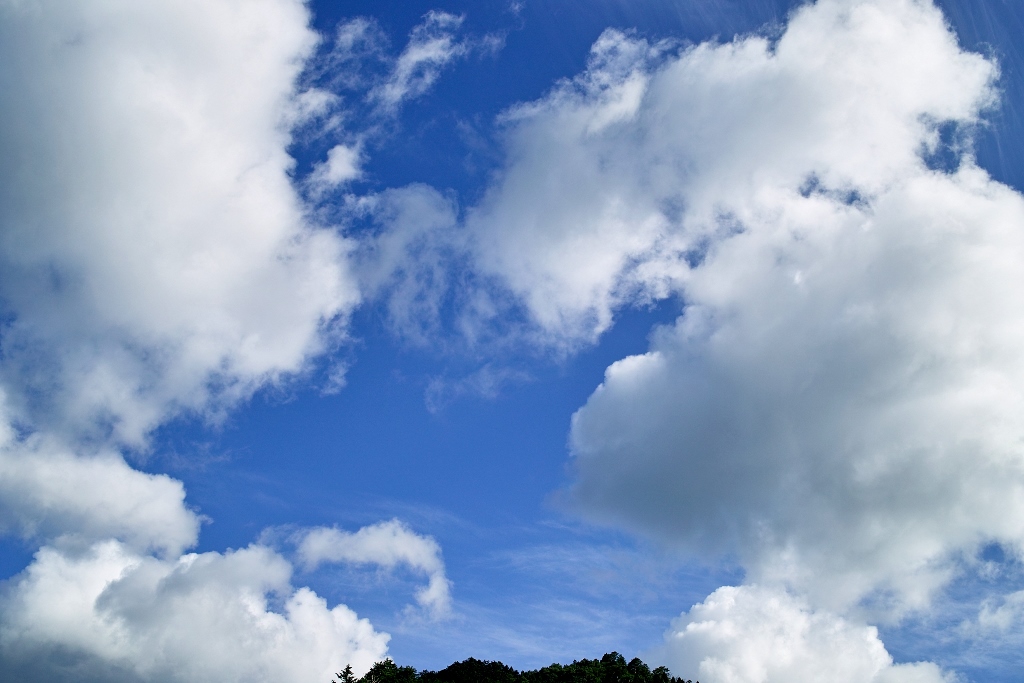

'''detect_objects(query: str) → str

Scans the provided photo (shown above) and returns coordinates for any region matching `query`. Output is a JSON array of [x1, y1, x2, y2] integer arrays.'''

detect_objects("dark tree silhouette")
[[334, 664, 357, 683], [334, 652, 696, 683], [420, 658, 521, 683], [359, 658, 418, 683]]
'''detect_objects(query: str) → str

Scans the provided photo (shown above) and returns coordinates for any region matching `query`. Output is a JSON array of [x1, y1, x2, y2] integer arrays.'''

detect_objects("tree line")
[[332, 652, 697, 683]]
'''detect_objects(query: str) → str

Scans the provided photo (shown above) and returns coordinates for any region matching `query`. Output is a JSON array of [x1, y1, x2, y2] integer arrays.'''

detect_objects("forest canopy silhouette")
[[333, 652, 696, 683]]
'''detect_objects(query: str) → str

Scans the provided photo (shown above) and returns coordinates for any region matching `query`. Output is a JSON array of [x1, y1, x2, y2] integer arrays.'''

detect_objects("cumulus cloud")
[[0, 0, 359, 448], [467, 0, 996, 346], [309, 143, 364, 193], [0, 541, 389, 683], [649, 585, 949, 683], [0, 437, 199, 559], [465, 28, 674, 343], [297, 520, 452, 619], [457, 0, 1022, 618], [5, 0, 1017, 677], [0, 1, 444, 680]]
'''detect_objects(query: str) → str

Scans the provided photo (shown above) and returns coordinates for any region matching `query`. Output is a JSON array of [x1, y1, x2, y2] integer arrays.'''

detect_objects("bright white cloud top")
[[558, 0, 1020, 610], [0, 0, 358, 447], [0, 1, 445, 681], [467, 0, 996, 343], [462, 0, 1022, 676], [0, 0, 1022, 681], [650, 585, 947, 683], [1, 542, 389, 683]]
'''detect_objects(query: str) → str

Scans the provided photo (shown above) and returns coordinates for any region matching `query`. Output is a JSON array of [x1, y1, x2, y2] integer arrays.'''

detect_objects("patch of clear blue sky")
[[123, 0, 1024, 678]]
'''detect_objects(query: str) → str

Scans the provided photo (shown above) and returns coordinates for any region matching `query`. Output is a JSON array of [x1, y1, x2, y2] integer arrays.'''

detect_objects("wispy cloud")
[[299, 11, 501, 196], [369, 11, 471, 113]]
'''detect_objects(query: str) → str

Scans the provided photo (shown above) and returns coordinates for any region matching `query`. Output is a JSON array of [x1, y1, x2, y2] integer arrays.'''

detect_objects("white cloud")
[[0, 1, 435, 679], [309, 143, 363, 193], [370, 11, 470, 113], [315, 17, 390, 93], [4, 0, 1016, 677], [353, 185, 461, 344], [0, 0, 359, 448], [649, 585, 950, 683], [0, 541, 389, 683], [0, 391, 198, 557], [309, 11, 488, 117], [424, 364, 532, 413], [969, 589, 1024, 633], [0, 435, 199, 559], [454, 0, 1023, 618], [297, 519, 452, 619], [465, 28, 674, 343], [466, 0, 995, 346]]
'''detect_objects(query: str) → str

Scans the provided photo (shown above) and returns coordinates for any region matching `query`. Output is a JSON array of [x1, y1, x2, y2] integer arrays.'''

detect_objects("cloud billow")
[[0, 1, 450, 681], [2, 0, 1021, 679], [0, 0, 359, 448], [445, 0, 1022, 678], [0, 541, 389, 683], [649, 585, 947, 683]]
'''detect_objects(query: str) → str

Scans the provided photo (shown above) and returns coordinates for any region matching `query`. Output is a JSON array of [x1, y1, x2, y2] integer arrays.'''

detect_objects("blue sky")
[[2, 1, 1024, 682]]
